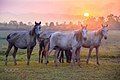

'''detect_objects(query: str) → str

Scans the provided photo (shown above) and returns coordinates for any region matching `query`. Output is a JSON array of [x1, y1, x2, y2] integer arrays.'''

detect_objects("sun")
[[84, 12, 89, 17]]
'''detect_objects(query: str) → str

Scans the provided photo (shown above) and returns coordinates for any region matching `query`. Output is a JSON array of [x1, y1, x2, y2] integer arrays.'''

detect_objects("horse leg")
[[65, 50, 68, 63], [59, 50, 64, 63], [41, 50, 44, 63], [61, 51, 64, 63], [86, 47, 93, 64], [27, 47, 33, 65], [5, 43, 13, 65], [38, 49, 41, 63], [96, 47, 100, 65], [76, 48, 81, 66], [12, 46, 18, 65], [57, 50, 61, 63], [54, 49, 60, 66], [45, 48, 53, 65], [71, 48, 76, 66], [65, 50, 72, 63]]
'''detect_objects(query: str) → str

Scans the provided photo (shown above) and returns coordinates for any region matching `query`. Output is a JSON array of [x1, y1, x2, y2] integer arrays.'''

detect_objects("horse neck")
[[95, 29, 103, 41], [75, 30, 82, 42], [29, 28, 36, 36]]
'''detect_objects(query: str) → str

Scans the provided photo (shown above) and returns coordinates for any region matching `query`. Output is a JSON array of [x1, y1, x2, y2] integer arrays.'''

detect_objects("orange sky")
[[0, 0, 120, 23]]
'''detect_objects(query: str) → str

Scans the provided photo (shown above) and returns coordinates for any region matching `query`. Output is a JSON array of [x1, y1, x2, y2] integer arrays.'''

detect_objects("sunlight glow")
[[84, 12, 89, 17]]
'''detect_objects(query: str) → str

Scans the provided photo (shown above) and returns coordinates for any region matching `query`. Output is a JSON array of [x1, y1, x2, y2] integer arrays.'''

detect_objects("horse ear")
[[81, 24, 83, 27], [101, 24, 104, 27], [35, 21, 37, 25], [39, 21, 41, 25], [106, 24, 108, 27]]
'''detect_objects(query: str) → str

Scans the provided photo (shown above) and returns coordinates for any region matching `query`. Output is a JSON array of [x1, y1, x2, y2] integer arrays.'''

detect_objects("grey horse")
[[5, 21, 41, 65], [45, 25, 88, 66]]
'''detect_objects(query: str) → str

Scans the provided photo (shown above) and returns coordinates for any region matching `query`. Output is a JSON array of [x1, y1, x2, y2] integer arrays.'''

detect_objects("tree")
[[45, 22, 48, 27], [19, 21, 24, 26], [9, 20, 18, 25], [28, 22, 33, 26], [56, 22, 59, 26], [9, 20, 18, 29], [49, 22, 55, 27]]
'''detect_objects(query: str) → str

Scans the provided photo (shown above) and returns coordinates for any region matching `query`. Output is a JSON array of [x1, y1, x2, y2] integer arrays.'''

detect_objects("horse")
[[38, 31, 71, 63], [83, 24, 108, 65], [45, 25, 88, 66], [38, 31, 54, 63], [59, 24, 108, 65], [5, 21, 41, 65]]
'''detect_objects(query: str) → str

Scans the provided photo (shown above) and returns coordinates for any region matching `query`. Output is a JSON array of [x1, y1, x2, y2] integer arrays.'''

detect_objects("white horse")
[[45, 25, 88, 66], [5, 21, 41, 65], [83, 24, 108, 65]]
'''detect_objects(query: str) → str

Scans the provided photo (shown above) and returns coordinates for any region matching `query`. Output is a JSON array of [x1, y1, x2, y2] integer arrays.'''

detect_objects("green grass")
[[0, 30, 120, 80], [0, 61, 119, 80]]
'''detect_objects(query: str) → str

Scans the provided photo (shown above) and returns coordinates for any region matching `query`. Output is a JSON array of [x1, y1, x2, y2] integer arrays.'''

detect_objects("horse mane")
[[74, 30, 82, 42], [95, 28, 102, 36], [29, 27, 35, 36]]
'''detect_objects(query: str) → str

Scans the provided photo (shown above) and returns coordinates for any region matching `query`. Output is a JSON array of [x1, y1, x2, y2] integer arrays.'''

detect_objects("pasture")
[[0, 30, 120, 80]]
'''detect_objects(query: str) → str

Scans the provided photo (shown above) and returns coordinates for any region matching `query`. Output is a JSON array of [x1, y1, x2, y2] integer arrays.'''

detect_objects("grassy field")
[[0, 30, 120, 80]]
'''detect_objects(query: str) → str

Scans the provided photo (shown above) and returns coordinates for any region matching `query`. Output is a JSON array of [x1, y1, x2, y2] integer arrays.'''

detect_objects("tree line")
[[0, 14, 120, 30]]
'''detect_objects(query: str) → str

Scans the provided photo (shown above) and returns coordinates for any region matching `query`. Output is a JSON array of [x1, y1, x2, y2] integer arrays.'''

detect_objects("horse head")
[[81, 24, 88, 41], [34, 21, 41, 37], [101, 24, 108, 40]]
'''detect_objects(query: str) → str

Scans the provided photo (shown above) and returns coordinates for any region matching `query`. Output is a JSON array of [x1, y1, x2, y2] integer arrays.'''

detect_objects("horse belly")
[[15, 39, 27, 49], [56, 39, 72, 50]]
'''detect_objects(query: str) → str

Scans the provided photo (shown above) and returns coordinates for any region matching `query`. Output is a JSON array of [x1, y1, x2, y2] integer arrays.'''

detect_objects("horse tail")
[[6, 34, 11, 41]]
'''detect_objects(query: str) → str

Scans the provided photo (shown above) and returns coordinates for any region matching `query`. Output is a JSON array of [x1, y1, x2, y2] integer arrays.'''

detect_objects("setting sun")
[[84, 12, 89, 17]]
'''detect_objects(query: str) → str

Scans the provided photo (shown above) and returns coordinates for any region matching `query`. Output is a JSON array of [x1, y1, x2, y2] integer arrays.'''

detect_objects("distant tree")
[[107, 14, 120, 29], [9, 20, 18, 25], [56, 22, 59, 26], [28, 22, 33, 26], [69, 21, 73, 26], [49, 22, 55, 27], [98, 17, 105, 23], [9, 20, 18, 29], [19, 21, 24, 26], [45, 22, 48, 27], [78, 21, 81, 26], [63, 21, 66, 26]]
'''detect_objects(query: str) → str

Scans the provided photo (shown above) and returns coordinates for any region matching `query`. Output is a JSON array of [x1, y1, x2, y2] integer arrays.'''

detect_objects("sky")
[[0, 0, 120, 23]]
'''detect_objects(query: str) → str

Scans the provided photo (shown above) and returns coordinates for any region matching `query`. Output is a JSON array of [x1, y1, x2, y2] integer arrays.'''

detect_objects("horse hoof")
[[27, 63, 29, 66], [55, 64, 58, 67], [5, 62, 7, 66], [41, 60, 43, 63], [59, 59, 61, 63], [97, 63, 100, 65], [86, 62, 89, 65], [14, 63, 17, 66], [62, 60, 64, 63], [47, 61, 49, 63]]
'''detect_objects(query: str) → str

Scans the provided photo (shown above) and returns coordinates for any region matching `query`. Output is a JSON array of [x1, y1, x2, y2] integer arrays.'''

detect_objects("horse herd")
[[5, 21, 108, 66]]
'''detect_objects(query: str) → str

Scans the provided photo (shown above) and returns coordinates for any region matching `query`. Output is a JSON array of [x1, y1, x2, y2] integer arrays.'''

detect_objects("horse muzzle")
[[104, 36, 107, 40], [83, 37, 87, 41]]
